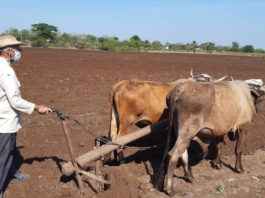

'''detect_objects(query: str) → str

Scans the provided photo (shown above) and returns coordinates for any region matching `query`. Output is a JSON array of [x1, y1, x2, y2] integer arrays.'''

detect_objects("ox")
[[108, 71, 226, 161], [157, 79, 264, 196]]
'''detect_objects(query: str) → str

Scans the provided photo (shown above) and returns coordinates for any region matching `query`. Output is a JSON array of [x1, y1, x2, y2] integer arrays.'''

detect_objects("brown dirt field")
[[3, 48, 265, 198]]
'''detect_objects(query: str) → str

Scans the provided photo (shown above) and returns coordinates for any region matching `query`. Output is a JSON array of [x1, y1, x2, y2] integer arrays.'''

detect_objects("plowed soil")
[[3, 48, 265, 198]]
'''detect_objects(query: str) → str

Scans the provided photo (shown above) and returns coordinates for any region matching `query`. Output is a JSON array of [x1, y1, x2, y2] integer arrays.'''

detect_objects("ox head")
[[190, 69, 227, 82], [167, 70, 227, 87], [245, 79, 265, 102]]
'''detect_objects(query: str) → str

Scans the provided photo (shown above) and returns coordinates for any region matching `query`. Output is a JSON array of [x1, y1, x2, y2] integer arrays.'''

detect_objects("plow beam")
[[62, 119, 168, 176]]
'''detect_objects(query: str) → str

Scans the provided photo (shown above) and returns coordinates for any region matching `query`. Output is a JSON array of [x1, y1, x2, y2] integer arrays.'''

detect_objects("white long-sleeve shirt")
[[0, 57, 35, 133]]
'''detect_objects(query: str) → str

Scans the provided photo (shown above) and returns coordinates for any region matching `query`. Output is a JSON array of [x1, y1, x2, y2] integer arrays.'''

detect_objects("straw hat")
[[0, 35, 25, 48]]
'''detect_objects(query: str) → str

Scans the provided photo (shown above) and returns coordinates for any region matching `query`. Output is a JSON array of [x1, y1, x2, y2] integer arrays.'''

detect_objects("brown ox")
[[157, 80, 260, 195], [109, 79, 172, 141]]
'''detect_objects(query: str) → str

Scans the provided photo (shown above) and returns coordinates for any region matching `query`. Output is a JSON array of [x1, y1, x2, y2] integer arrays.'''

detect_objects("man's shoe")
[[13, 171, 29, 180], [8, 168, 30, 181]]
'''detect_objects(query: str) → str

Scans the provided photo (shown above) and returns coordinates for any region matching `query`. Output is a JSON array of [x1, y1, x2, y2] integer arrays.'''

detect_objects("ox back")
[[170, 80, 256, 138]]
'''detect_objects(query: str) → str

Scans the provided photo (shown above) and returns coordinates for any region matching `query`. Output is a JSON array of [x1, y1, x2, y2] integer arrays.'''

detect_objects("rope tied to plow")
[[52, 109, 163, 150]]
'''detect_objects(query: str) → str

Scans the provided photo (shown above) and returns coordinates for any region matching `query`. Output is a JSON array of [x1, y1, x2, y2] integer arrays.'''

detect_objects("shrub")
[[31, 38, 47, 47], [242, 45, 254, 53]]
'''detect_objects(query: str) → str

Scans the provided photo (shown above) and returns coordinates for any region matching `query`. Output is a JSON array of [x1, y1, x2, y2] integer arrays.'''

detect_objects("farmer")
[[0, 35, 52, 198]]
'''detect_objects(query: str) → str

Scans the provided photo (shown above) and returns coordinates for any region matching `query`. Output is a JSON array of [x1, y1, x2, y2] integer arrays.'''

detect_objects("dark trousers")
[[0, 133, 16, 191]]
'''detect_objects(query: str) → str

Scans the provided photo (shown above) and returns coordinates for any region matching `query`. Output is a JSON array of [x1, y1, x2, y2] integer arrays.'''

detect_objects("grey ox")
[[156, 79, 264, 196]]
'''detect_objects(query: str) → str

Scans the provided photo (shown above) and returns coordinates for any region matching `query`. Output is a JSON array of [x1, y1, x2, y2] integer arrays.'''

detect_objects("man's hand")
[[34, 104, 52, 114]]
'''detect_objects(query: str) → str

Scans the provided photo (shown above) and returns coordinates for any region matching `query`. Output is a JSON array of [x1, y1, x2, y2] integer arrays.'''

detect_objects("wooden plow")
[[53, 109, 168, 194]]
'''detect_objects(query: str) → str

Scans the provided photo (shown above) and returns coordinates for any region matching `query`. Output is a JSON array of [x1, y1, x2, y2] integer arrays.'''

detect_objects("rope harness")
[[52, 109, 163, 150], [248, 83, 264, 104], [192, 74, 212, 82]]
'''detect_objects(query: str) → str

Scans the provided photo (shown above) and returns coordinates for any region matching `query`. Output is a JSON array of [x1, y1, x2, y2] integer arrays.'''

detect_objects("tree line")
[[2, 23, 264, 54]]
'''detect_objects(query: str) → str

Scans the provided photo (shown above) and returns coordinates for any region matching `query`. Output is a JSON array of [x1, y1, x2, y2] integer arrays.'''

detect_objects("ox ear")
[[214, 75, 227, 82]]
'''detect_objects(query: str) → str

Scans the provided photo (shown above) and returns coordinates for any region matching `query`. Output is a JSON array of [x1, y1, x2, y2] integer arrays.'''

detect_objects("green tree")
[[85, 34, 97, 43], [97, 36, 118, 50], [200, 42, 215, 53], [231, 41, 240, 52], [20, 29, 32, 43], [191, 40, 197, 53], [31, 23, 58, 42], [113, 36, 119, 41], [4, 28, 20, 40], [242, 45, 254, 53], [151, 41, 162, 50], [215, 45, 226, 52], [143, 40, 150, 50], [129, 35, 142, 52], [82, 34, 97, 49], [31, 38, 47, 47], [104, 36, 120, 50], [129, 35, 141, 42], [59, 33, 72, 48], [185, 41, 197, 52], [98, 37, 107, 49], [169, 43, 186, 51], [255, 48, 265, 53]]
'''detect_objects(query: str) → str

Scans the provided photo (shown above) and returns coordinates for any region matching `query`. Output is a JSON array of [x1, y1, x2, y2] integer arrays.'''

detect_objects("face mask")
[[4, 48, 22, 62], [10, 49, 22, 62]]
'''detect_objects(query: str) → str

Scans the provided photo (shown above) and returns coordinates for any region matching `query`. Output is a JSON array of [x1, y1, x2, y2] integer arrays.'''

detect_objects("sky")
[[1, 0, 265, 49]]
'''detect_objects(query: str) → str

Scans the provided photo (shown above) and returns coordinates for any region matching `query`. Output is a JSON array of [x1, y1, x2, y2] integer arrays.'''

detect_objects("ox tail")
[[105, 81, 125, 162], [155, 98, 176, 191], [108, 81, 125, 141]]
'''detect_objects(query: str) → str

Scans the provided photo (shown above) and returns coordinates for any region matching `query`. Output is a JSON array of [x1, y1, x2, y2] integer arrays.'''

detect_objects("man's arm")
[[0, 72, 51, 114]]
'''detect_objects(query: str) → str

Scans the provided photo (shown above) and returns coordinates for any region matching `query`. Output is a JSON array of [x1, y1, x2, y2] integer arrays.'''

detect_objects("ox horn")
[[230, 76, 234, 81], [214, 75, 227, 82], [190, 69, 194, 77], [250, 89, 261, 98]]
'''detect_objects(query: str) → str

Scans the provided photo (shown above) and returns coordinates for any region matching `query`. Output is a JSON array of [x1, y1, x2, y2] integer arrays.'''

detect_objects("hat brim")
[[0, 41, 25, 48]]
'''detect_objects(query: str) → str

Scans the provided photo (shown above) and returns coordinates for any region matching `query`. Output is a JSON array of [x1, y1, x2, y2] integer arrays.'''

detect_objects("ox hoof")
[[184, 175, 194, 183], [164, 184, 175, 197], [164, 188, 187, 197], [211, 162, 221, 170], [235, 168, 244, 174], [164, 188, 176, 197]]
